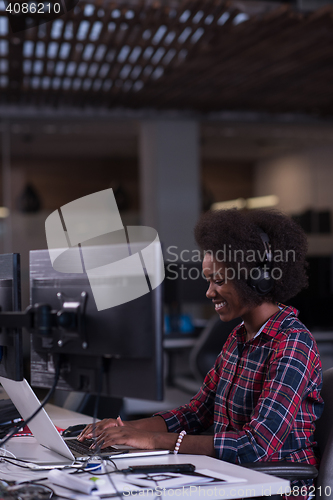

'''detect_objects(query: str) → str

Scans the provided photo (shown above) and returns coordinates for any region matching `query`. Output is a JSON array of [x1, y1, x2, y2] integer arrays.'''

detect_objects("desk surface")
[[0, 404, 289, 499], [45, 403, 96, 428], [163, 337, 197, 349], [110, 454, 289, 499]]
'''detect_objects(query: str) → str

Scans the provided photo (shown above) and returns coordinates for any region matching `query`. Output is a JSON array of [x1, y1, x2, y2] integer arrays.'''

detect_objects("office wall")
[[2, 156, 254, 216], [2, 157, 254, 213], [6, 157, 139, 212], [0, 157, 140, 308], [254, 147, 333, 255], [1, 155, 253, 304], [202, 160, 254, 205]]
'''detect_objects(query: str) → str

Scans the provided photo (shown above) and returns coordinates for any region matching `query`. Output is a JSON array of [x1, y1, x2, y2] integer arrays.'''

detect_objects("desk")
[[45, 403, 96, 429], [163, 337, 197, 350], [109, 454, 289, 499], [0, 405, 289, 499]]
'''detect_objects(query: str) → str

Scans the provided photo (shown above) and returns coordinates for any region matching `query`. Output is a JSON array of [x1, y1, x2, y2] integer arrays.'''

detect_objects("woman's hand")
[[78, 415, 168, 443], [77, 416, 130, 441], [89, 426, 158, 450], [77, 418, 215, 455], [78, 418, 161, 450], [77, 416, 175, 451], [77, 415, 173, 450]]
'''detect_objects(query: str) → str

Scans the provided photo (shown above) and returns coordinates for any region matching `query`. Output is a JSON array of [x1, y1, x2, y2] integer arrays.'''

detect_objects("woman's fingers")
[[117, 416, 125, 426], [90, 428, 155, 450], [78, 418, 119, 440], [77, 424, 93, 440]]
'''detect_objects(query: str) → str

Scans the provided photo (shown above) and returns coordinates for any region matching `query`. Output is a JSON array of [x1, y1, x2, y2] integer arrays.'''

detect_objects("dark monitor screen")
[[0, 253, 23, 381], [164, 261, 210, 305], [30, 246, 164, 401], [288, 255, 333, 329]]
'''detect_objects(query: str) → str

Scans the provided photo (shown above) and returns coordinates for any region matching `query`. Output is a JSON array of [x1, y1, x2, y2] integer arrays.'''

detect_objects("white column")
[[139, 120, 200, 258]]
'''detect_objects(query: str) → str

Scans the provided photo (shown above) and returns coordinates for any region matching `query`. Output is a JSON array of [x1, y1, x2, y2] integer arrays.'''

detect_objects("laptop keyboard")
[[66, 438, 116, 456]]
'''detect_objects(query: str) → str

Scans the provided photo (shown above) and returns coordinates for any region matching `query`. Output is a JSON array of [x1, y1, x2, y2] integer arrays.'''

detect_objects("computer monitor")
[[288, 255, 333, 329], [164, 261, 210, 305], [0, 253, 23, 381], [29, 245, 164, 401]]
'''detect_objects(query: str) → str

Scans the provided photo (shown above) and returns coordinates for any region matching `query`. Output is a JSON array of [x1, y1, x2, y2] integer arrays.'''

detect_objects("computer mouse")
[[62, 424, 88, 438]]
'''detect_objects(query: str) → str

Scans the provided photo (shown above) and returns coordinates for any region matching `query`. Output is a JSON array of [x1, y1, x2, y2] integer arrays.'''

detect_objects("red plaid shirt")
[[158, 305, 323, 492]]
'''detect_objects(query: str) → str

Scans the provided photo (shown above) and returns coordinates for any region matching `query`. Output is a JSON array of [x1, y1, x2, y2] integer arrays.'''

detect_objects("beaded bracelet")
[[173, 430, 186, 454]]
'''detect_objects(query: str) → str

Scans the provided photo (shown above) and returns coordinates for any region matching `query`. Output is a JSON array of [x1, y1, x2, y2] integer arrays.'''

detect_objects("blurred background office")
[[1, 0, 333, 412]]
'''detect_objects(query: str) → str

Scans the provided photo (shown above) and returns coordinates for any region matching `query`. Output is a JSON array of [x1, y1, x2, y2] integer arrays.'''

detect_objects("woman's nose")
[[206, 282, 216, 299]]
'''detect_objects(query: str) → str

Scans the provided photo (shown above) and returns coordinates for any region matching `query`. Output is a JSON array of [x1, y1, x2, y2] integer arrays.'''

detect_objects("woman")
[[79, 209, 323, 495]]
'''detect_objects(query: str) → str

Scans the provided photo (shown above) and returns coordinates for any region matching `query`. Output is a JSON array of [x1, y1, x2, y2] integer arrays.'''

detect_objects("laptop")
[[0, 377, 170, 465]]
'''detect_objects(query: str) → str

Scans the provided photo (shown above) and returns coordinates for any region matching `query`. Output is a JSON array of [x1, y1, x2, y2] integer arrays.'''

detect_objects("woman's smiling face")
[[202, 252, 252, 322]]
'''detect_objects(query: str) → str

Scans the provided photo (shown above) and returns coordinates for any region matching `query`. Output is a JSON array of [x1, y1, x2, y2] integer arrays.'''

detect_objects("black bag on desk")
[[0, 399, 22, 438]]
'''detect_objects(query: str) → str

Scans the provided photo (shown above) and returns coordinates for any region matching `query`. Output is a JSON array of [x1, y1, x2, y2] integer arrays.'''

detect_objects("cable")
[[0, 447, 16, 458], [0, 355, 63, 448], [7, 482, 54, 499], [70, 460, 104, 475], [89, 358, 104, 457], [0, 457, 45, 469], [0, 419, 23, 440], [0, 456, 87, 474], [107, 458, 121, 472], [83, 466, 120, 477], [104, 459, 124, 500]]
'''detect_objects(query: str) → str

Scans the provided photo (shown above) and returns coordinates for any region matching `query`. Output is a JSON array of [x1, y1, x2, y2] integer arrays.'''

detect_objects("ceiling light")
[[211, 195, 279, 211], [246, 195, 279, 209], [211, 198, 246, 210], [0, 207, 10, 218]]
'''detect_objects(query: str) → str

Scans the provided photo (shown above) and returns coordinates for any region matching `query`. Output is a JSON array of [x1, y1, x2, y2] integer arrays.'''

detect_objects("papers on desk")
[[123, 471, 213, 490], [124, 468, 247, 489], [50, 468, 247, 499]]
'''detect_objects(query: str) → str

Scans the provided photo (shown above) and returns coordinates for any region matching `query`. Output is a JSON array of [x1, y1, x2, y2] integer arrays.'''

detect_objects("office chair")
[[173, 316, 241, 394], [242, 367, 333, 500], [189, 315, 241, 381]]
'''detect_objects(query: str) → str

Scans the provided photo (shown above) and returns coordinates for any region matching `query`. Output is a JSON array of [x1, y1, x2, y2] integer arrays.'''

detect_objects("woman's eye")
[[215, 280, 224, 286]]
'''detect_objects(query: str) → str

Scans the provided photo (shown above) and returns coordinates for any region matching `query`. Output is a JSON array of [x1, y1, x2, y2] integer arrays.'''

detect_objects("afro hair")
[[194, 209, 308, 306]]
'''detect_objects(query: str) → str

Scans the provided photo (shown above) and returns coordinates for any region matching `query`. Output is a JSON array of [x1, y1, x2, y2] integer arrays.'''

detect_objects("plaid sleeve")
[[214, 329, 322, 464], [155, 352, 223, 434]]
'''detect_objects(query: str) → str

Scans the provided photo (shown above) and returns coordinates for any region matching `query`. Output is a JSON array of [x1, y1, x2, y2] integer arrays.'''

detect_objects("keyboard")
[[66, 438, 117, 456]]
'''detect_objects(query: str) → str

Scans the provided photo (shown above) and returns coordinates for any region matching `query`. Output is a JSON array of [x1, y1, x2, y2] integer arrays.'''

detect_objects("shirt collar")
[[236, 303, 299, 343]]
